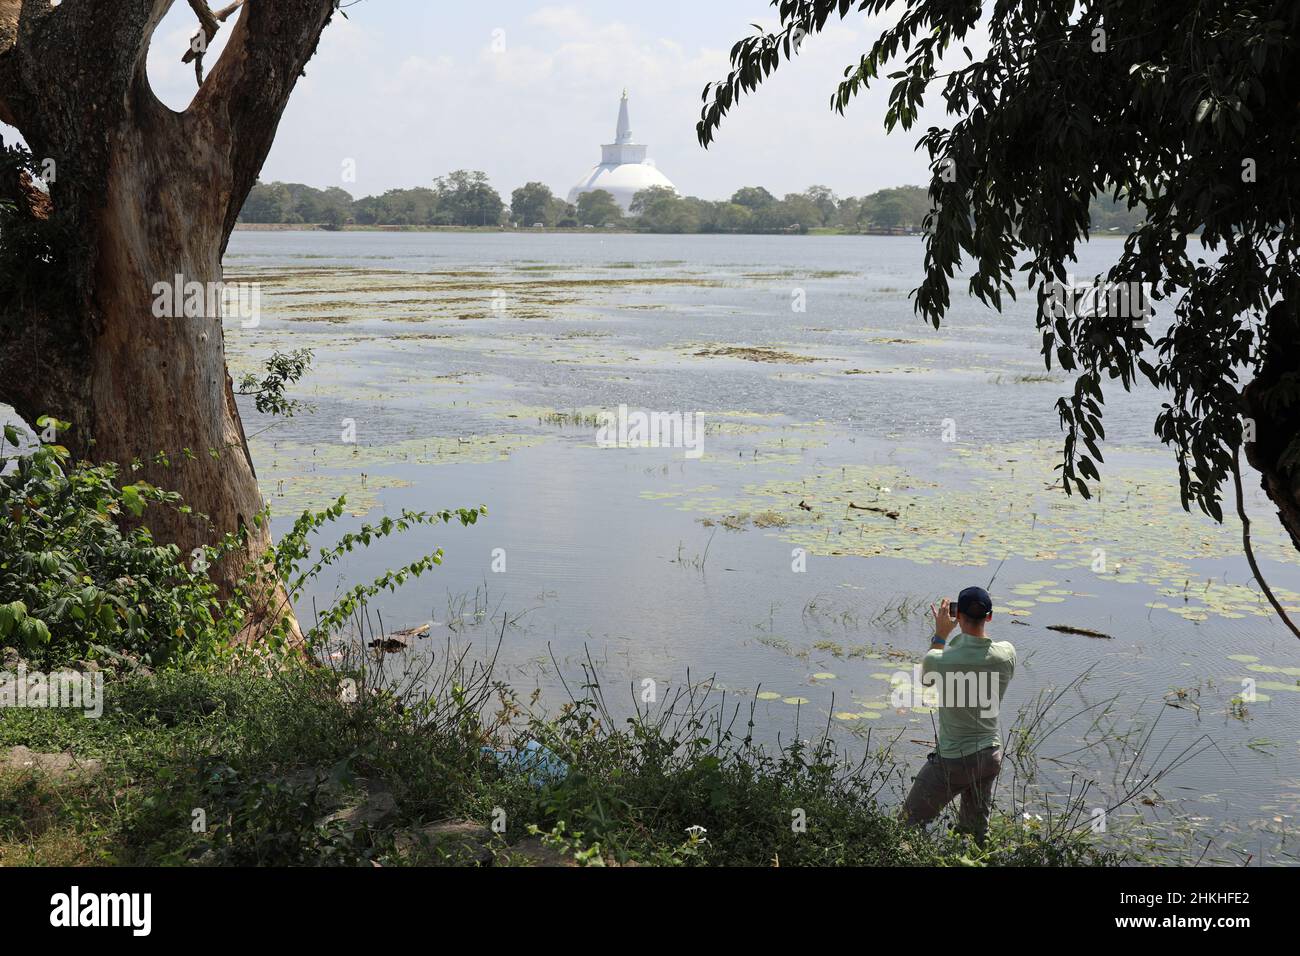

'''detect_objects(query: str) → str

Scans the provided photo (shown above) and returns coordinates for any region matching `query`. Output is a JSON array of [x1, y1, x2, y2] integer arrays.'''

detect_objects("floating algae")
[[249, 432, 549, 517], [1246, 664, 1300, 677], [1253, 681, 1300, 694], [693, 345, 824, 365], [654, 438, 1298, 625]]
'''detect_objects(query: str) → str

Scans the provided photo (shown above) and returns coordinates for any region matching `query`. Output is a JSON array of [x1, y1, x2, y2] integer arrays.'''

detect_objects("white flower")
[[685, 825, 708, 839]]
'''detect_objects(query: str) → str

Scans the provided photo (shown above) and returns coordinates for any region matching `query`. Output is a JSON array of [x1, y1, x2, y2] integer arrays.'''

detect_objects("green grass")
[[0, 649, 1124, 867]]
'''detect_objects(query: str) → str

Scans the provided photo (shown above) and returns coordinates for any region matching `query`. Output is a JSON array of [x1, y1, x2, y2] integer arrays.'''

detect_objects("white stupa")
[[568, 91, 677, 213]]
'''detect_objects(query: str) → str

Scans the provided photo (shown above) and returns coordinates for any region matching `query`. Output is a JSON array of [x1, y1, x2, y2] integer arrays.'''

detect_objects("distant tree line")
[[625, 184, 935, 234], [240, 171, 506, 229], [239, 173, 1147, 235]]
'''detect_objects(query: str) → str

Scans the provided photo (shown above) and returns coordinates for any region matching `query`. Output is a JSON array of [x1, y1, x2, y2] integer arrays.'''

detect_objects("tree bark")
[[0, 0, 338, 641], [1242, 293, 1300, 554]]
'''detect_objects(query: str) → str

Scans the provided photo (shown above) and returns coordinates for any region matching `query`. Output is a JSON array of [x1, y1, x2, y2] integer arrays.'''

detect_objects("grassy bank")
[[0, 644, 1122, 867]]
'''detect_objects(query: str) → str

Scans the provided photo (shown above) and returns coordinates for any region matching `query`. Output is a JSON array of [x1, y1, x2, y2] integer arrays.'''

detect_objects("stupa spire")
[[615, 90, 633, 145]]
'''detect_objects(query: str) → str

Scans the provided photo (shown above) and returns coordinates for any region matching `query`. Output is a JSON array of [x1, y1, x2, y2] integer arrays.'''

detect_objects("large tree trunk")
[[1243, 293, 1300, 554], [0, 0, 338, 640]]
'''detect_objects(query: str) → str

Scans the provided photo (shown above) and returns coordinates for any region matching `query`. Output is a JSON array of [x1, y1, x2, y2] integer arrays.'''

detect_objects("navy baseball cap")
[[957, 586, 993, 617]]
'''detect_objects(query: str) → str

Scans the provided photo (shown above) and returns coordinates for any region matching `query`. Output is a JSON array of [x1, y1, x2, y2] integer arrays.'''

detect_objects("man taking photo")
[[901, 586, 1016, 843]]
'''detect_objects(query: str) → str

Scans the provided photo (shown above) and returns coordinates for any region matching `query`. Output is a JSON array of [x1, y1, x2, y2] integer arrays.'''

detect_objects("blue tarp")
[[481, 740, 568, 787]]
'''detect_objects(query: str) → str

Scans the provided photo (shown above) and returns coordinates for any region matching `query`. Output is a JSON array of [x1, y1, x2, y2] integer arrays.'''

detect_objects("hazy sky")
[[13, 2, 967, 203]]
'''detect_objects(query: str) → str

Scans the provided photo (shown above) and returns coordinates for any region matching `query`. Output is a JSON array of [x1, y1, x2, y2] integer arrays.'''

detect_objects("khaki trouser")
[[901, 745, 1003, 841]]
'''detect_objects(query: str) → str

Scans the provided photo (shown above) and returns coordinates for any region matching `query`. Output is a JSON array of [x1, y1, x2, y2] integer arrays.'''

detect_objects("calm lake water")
[[210, 230, 1297, 862]]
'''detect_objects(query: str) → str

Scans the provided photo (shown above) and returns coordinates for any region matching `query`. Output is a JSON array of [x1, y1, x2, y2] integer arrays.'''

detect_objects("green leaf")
[[21, 617, 50, 649], [121, 484, 145, 517]]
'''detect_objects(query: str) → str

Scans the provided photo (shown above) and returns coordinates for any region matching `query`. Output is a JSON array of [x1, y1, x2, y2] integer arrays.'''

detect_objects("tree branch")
[[188, 0, 220, 37], [182, 0, 245, 71], [1233, 444, 1300, 641], [189, 0, 338, 247], [183, 0, 218, 84]]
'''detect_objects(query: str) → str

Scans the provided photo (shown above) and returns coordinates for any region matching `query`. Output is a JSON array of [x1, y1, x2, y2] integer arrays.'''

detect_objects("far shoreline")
[[232, 222, 1133, 239], [232, 222, 924, 237]]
